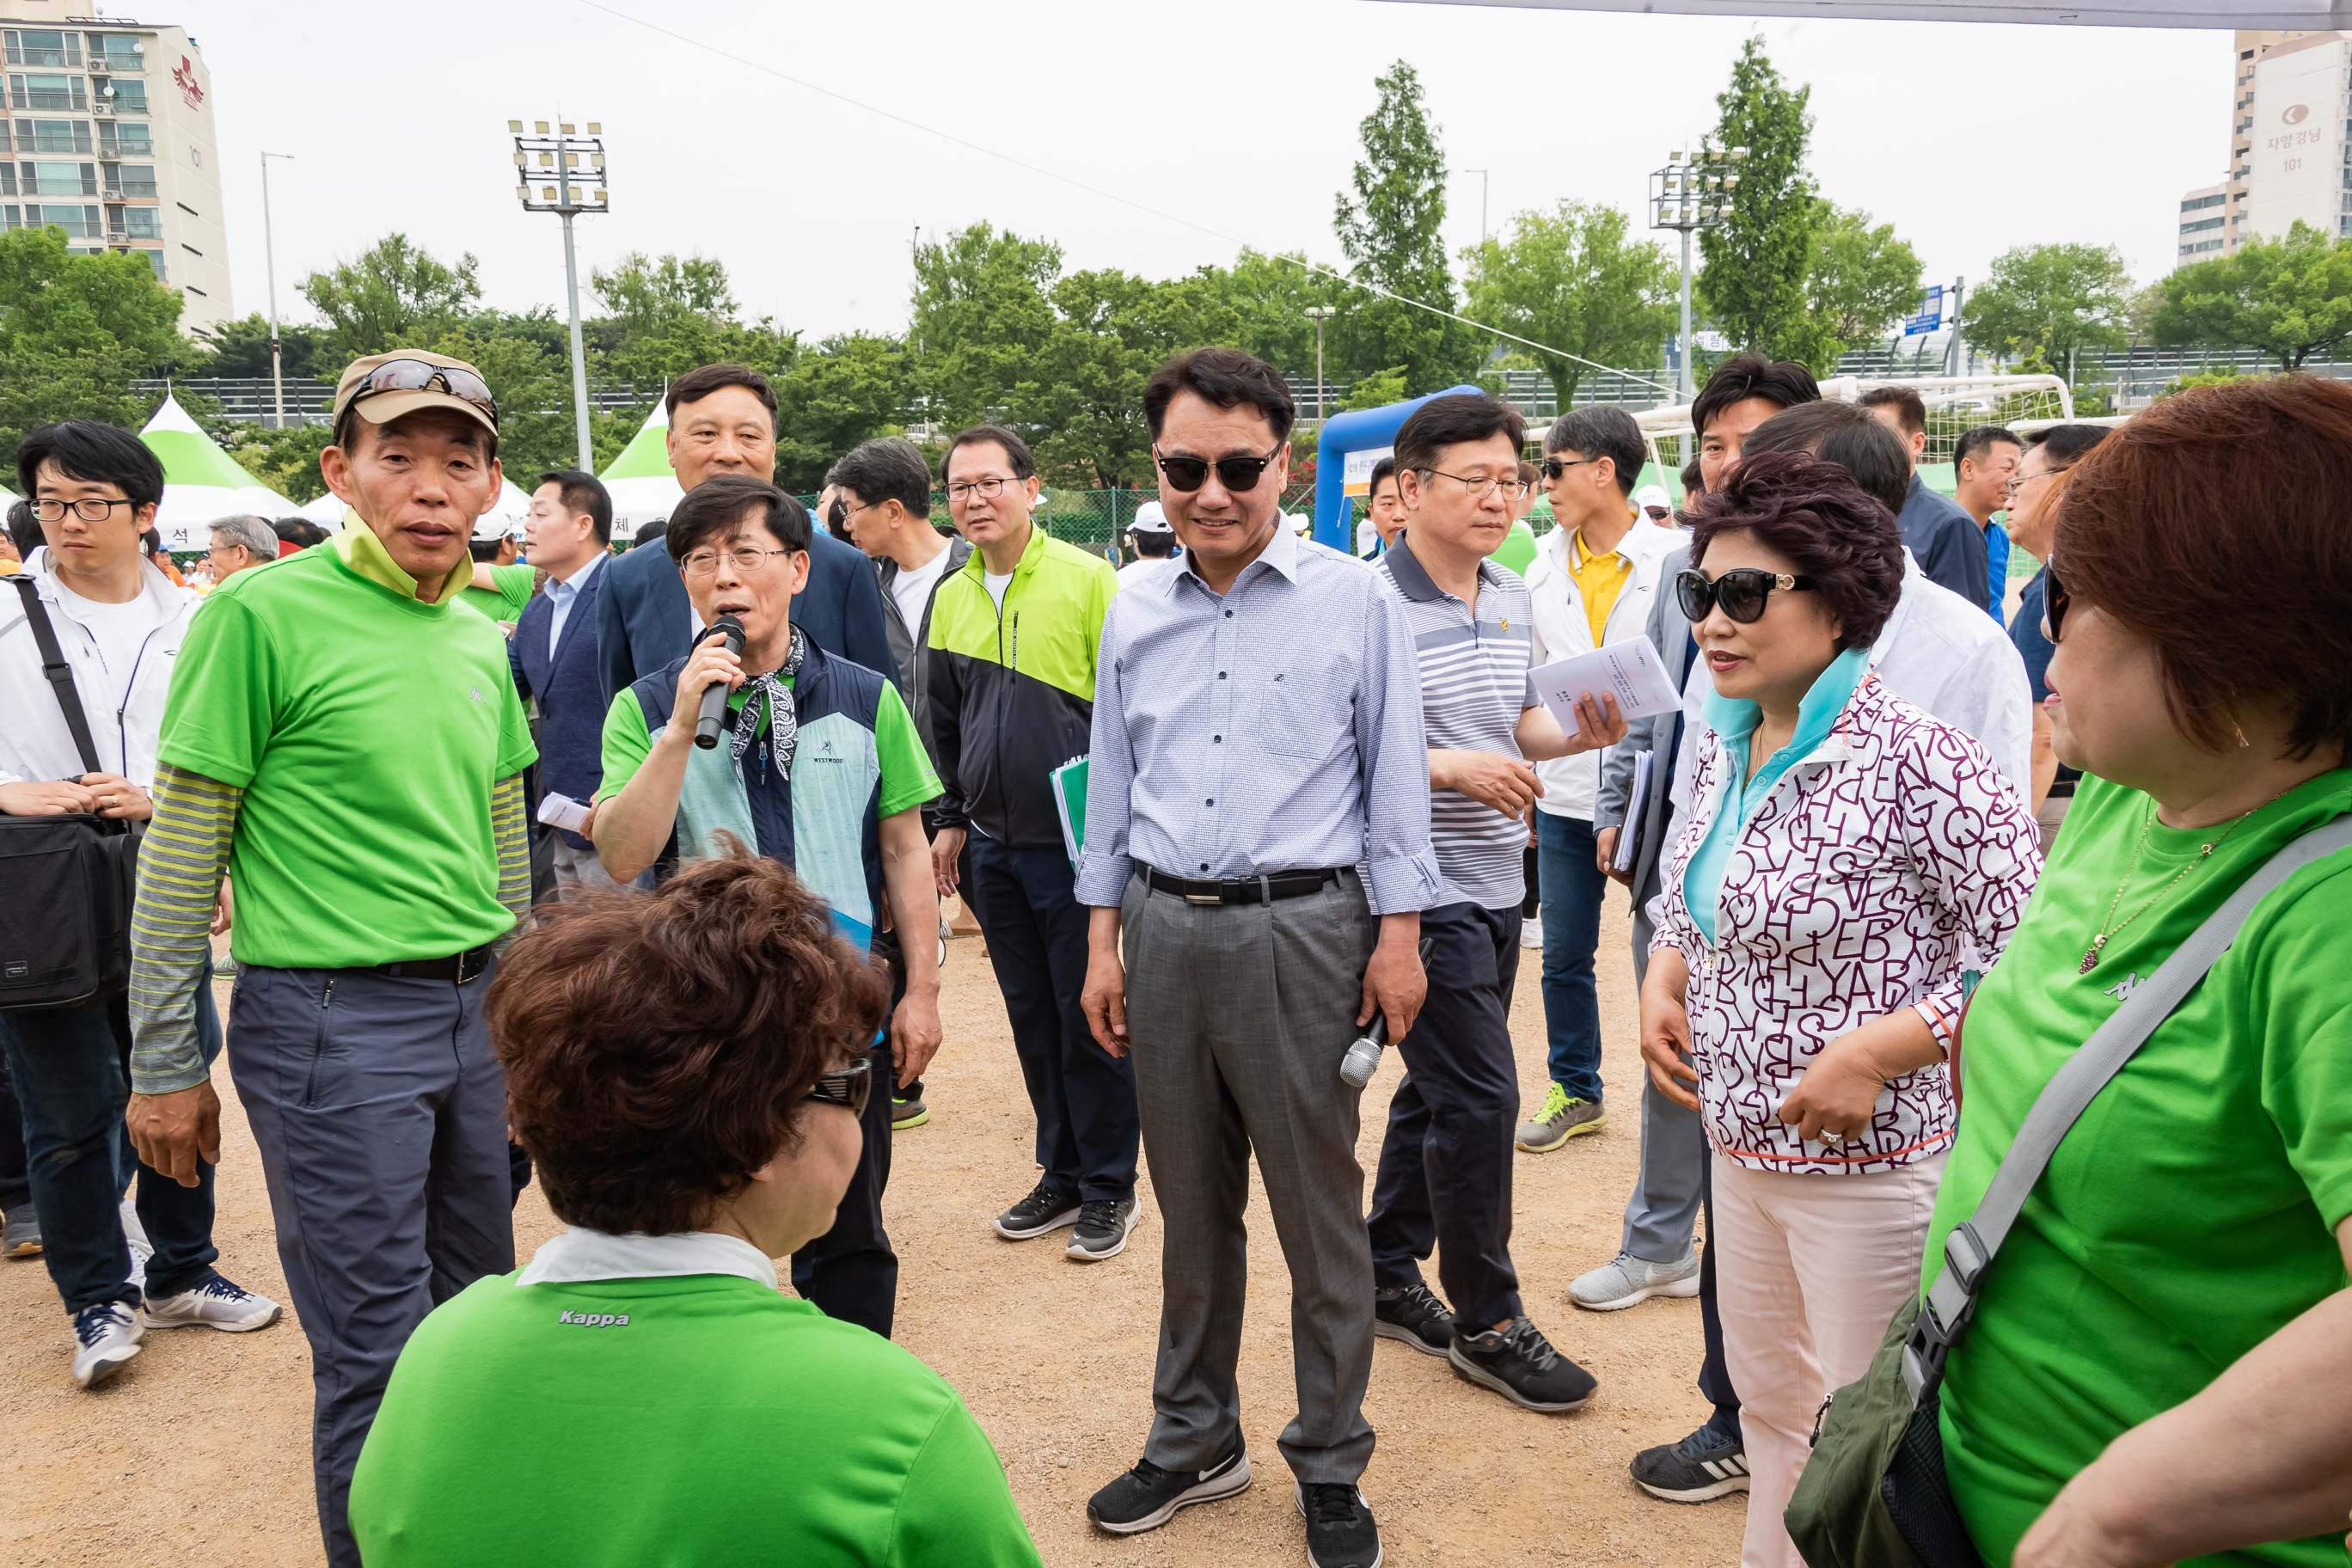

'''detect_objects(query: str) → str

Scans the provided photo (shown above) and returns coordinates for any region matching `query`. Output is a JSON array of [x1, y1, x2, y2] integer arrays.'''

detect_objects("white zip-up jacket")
[[1524, 514, 1684, 819], [0, 548, 199, 790]]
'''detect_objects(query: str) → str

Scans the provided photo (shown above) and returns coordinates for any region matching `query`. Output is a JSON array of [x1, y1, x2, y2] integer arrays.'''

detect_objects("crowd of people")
[[0, 335, 2345, 1568]]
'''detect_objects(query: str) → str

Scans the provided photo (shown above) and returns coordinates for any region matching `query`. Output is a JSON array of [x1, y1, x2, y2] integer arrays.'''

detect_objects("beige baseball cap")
[[331, 349, 499, 441]]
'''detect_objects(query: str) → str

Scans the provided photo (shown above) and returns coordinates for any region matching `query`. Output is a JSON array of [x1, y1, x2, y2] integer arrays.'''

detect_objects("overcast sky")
[[184, 0, 2230, 351]]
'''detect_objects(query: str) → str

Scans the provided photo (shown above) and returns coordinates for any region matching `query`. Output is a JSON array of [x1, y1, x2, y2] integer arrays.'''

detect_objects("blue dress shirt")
[[1074, 523, 1442, 916], [545, 550, 604, 662]]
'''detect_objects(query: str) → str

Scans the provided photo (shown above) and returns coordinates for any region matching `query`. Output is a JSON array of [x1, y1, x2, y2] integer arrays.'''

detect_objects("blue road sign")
[[1902, 285, 1945, 337]]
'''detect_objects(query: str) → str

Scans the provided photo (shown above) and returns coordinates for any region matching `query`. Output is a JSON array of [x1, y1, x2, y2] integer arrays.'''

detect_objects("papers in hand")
[[536, 792, 592, 835], [1050, 756, 1088, 869], [1610, 752, 1653, 874], [1530, 636, 1682, 738]]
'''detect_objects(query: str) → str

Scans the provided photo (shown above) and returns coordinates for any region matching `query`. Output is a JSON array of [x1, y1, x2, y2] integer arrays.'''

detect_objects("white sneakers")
[[120, 1197, 151, 1295], [71, 1302, 144, 1387], [1569, 1248, 1703, 1312], [144, 1274, 284, 1332]]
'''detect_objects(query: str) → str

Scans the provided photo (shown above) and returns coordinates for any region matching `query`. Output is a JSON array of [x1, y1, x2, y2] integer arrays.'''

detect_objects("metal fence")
[[771, 483, 1320, 561]]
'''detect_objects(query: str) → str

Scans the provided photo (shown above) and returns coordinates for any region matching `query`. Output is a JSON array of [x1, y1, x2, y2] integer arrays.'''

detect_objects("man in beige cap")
[[125, 349, 536, 1568]]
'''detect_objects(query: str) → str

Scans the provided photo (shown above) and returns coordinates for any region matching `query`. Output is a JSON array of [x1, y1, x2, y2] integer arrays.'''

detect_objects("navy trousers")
[[1365, 901, 1525, 1330], [789, 1036, 897, 1338], [967, 836, 1139, 1202]]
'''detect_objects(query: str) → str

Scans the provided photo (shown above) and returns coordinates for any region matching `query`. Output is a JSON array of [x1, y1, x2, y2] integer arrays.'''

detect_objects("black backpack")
[[0, 576, 143, 1011]]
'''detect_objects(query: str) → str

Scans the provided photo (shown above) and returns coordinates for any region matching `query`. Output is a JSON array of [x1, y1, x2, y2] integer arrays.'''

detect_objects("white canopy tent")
[[598, 403, 686, 537], [138, 394, 296, 551]]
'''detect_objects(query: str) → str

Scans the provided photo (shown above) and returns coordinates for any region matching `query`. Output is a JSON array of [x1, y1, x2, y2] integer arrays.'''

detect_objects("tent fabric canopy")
[[598, 402, 686, 535], [140, 393, 295, 550]]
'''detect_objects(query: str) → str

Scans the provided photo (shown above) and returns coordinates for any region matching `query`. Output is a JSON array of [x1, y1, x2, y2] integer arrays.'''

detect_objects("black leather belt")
[[374, 945, 494, 983], [1143, 867, 1341, 906], [2045, 780, 2078, 799]]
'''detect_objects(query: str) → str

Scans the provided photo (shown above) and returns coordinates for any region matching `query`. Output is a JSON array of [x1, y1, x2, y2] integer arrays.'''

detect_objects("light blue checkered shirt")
[[544, 550, 603, 659], [1074, 524, 1442, 916]]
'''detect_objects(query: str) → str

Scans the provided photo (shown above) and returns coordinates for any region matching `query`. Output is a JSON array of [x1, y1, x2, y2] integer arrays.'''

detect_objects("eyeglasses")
[[679, 547, 796, 578], [1154, 442, 1282, 494], [946, 476, 1023, 504], [1675, 567, 1817, 625], [1540, 456, 1596, 481], [805, 1057, 873, 1117], [204, 543, 248, 557], [2042, 559, 2071, 644], [2005, 467, 2063, 497], [1426, 469, 1533, 503], [32, 497, 138, 523], [342, 358, 499, 428]]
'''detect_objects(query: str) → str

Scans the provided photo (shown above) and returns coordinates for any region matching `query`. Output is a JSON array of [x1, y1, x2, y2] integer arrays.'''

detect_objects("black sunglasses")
[[805, 1056, 873, 1118], [1540, 456, 1596, 481], [1676, 567, 1817, 625], [2042, 559, 2070, 644], [1154, 441, 1282, 494], [343, 358, 500, 427]]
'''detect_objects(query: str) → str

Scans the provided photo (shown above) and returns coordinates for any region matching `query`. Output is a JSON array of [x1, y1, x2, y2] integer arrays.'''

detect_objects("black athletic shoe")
[[1372, 1281, 1454, 1357], [1086, 1430, 1252, 1534], [1067, 1195, 1142, 1262], [1447, 1314, 1597, 1412], [992, 1180, 1081, 1240], [1630, 1423, 1750, 1503], [1295, 1480, 1382, 1568]]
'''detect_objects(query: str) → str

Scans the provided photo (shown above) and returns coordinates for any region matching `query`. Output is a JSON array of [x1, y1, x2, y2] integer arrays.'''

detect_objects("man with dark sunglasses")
[[1075, 347, 1438, 1568], [122, 349, 536, 1568]]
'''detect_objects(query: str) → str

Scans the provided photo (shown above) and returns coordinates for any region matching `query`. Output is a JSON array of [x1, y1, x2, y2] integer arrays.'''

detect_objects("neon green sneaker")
[[1516, 1082, 1605, 1152]]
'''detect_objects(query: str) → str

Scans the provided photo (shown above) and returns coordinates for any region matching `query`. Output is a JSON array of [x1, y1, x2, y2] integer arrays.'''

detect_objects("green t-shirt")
[[459, 560, 536, 625], [1927, 770, 2352, 1568], [597, 675, 941, 821], [351, 1271, 1043, 1568], [156, 528, 538, 968]]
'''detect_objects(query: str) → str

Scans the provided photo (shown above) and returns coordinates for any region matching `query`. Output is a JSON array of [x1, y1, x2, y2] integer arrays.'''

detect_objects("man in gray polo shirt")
[[1363, 393, 1623, 1414]]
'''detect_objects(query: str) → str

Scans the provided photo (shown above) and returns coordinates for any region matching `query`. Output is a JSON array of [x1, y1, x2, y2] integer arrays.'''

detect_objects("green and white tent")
[[140, 393, 294, 550], [598, 402, 685, 536]]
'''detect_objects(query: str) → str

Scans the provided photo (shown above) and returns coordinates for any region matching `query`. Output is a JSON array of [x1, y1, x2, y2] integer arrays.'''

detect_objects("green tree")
[[297, 234, 481, 360], [1806, 203, 1923, 355], [1695, 38, 1828, 366], [590, 252, 736, 338], [1461, 201, 1678, 410], [1203, 248, 1353, 382], [775, 333, 911, 492], [2149, 221, 2352, 371], [1028, 268, 1243, 487], [1332, 61, 1481, 395], [1962, 242, 2134, 374], [0, 224, 186, 366], [222, 421, 335, 505], [1340, 366, 1408, 411], [910, 223, 1062, 433], [185, 311, 326, 382]]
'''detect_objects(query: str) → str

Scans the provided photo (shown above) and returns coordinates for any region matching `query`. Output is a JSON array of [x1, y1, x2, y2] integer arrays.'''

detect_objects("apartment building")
[[0, 6, 231, 331], [2177, 27, 2352, 267]]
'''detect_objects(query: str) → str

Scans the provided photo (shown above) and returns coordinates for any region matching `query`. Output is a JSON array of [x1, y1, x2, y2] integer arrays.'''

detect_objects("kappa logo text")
[[557, 1310, 630, 1326]]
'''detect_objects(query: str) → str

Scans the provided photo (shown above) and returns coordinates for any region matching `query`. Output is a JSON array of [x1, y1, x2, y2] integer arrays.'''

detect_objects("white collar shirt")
[[1523, 517, 1684, 818], [515, 1226, 777, 1290], [544, 550, 603, 661]]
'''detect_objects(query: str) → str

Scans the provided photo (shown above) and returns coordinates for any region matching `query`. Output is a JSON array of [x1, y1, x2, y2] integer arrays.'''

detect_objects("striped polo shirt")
[[1375, 534, 1539, 910]]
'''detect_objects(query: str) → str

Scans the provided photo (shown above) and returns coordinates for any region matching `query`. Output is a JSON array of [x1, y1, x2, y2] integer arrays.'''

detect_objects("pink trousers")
[[1712, 1150, 1947, 1568]]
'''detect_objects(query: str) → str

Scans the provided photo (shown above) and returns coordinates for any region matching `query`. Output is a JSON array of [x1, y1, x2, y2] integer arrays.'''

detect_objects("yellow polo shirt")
[[1567, 523, 1634, 649]]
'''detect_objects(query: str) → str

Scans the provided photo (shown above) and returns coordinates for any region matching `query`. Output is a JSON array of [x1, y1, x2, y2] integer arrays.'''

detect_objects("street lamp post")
[[259, 151, 293, 429], [1303, 306, 1338, 421], [1449, 168, 1490, 245], [1648, 144, 1746, 403], [507, 119, 609, 473]]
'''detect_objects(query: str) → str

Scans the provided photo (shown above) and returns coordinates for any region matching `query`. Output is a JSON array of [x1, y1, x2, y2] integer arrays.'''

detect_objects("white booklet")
[[1529, 635, 1684, 738]]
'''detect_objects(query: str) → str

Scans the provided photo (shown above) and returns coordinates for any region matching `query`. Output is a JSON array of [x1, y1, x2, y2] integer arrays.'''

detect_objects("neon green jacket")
[[926, 522, 1118, 848]]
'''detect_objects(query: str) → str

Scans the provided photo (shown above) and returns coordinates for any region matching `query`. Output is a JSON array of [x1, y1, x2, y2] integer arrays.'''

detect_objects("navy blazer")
[[510, 558, 609, 851], [1897, 474, 1991, 613], [595, 528, 898, 707]]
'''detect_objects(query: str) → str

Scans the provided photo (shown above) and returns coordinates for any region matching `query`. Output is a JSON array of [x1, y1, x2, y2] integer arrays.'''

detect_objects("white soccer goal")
[[1634, 373, 2077, 483]]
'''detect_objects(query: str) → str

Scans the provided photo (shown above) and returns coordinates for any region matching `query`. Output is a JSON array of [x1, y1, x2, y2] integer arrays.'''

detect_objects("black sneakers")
[[992, 1180, 1081, 1240], [1295, 1480, 1382, 1568], [1447, 1314, 1598, 1412], [1086, 1430, 1252, 1534], [1630, 1423, 1751, 1502], [1372, 1280, 1454, 1357], [1067, 1195, 1141, 1262]]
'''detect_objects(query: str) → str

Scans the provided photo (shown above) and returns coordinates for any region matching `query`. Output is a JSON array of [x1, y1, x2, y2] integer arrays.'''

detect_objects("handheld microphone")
[[692, 616, 746, 750], [1339, 936, 1436, 1088]]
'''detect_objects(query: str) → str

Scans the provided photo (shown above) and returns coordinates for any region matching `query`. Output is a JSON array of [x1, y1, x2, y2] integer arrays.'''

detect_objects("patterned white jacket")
[[1651, 674, 2041, 1174]]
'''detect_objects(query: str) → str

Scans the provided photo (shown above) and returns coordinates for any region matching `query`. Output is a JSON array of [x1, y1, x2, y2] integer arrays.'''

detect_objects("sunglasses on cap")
[[1675, 567, 1816, 626], [1154, 441, 1282, 494], [345, 358, 499, 427], [805, 1056, 873, 1118]]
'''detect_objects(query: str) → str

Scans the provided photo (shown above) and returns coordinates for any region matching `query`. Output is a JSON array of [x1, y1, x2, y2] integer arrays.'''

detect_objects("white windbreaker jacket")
[[0, 548, 199, 790], [1524, 514, 1684, 820]]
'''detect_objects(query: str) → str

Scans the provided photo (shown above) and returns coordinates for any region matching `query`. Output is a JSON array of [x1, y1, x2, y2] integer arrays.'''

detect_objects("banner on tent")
[[1342, 446, 1394, 499]]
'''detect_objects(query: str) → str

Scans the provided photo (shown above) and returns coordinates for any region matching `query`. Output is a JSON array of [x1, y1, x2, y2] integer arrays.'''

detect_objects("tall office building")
[[0, 7, 231, 330], [2177, 27, 2352, 267]]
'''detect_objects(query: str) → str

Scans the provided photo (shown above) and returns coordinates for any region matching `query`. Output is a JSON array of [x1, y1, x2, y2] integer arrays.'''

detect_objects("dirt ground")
[[0, 882, 1746, 1565]]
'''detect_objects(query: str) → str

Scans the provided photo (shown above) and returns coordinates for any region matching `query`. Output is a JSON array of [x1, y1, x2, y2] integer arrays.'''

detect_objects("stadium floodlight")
[[508, 118, 609, 471], [1650, 143, 1743, 401]]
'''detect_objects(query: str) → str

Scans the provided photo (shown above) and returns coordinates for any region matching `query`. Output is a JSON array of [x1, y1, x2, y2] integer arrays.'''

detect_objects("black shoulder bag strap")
[[1902, 811, 2352, 1402], [10, 575, 103, 776]]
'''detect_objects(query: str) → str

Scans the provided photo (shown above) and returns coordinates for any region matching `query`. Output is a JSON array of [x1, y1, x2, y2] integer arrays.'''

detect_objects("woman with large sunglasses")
[[1925, 377, 2352, 1568], [348, 854, 1044, 1567], [1638, 450, 2040, 1568]]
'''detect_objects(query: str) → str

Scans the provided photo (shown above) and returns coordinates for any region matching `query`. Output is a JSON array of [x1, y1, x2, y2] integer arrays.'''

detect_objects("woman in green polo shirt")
[[1927, 376, 2352, 1567], [348, 855, 1043, 1568]]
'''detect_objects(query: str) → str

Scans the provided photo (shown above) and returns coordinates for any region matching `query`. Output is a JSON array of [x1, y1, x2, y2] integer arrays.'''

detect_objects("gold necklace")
[[2079, 791, 2286, 974]]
